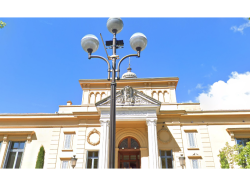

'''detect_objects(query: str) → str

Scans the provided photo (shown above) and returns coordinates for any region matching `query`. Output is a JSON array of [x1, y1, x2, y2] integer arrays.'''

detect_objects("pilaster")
[[146, 118, 160, 169], [99, 119, 110, 169]]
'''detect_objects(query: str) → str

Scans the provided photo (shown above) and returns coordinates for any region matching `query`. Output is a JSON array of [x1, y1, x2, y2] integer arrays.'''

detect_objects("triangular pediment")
[[95, 86, 161, 107]]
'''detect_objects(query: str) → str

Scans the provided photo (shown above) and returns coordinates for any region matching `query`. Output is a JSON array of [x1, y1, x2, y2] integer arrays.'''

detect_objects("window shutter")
[[188, 133, 195, 148], [64, 135, 71, 149], [192, 160, 199, 169], [3, 141, 12, 168]]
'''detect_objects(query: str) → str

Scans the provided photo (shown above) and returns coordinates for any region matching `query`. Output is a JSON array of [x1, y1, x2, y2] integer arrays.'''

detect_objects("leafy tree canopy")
[[0, 21, 6, 29]]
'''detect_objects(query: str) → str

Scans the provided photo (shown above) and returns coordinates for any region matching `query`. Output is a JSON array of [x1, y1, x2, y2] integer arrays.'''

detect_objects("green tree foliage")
[[35, 145, 45, 169], [218, 141, 250, 169], [0, 21, 6, 29], [217, 142, 237, 169], [235, 142, 250, 169], [218, 150, 229, 168]]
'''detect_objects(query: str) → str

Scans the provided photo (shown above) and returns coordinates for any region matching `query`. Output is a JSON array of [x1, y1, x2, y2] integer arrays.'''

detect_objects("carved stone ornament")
[[87, 128, 100, 146], [95, 86, 161, 106], [157, 126, 172, 144]]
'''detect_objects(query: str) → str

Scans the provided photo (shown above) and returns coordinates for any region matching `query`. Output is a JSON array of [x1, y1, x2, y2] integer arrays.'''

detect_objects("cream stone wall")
[[0, 77, 250, 169]]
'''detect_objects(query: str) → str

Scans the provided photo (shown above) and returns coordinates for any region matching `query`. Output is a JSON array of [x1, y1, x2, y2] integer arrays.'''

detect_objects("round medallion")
[[87, 128, 100, 146], [157, 126, 172, 144]]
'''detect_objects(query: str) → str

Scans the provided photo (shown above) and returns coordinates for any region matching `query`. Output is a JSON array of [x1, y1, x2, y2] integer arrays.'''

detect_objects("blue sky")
[[0, 18, 250, 113]]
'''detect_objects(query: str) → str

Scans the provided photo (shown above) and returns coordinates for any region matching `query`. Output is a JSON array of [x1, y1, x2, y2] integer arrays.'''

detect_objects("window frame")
[[86, 150, 99, 169], [191, 159, 199, 169], [187, 132, 197, 148], [3, 141, 26, 169], [235, 138, 250, 147], [63, 133, 74, 150], [61, 160, 70, 169], [160, 150, 173, 169]]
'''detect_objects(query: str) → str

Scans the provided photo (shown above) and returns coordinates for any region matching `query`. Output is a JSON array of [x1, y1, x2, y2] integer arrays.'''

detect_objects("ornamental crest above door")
[[95, 86, 161, 106]]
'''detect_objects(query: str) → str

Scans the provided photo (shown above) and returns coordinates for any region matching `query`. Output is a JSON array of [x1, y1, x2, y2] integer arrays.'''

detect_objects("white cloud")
[[196, 83, 204, 89], [188, 89, 192, 94], [196, 71, 250, 110], [231, 19, 250, 34], [182, 100, 193, 103]]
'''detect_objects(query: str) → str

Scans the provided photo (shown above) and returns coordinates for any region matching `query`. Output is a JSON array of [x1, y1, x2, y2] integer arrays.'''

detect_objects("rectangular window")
[[64, 134, 73, 149], [188, 133, 196, 148], [86, 151, 99, 169], [160, 150, 173, 169], [4, 141, 25, 169], [0, 141, 2, 150], [192, 159, 199, 169], [236, 138, 250, 147], [61, 160, 69, 169]]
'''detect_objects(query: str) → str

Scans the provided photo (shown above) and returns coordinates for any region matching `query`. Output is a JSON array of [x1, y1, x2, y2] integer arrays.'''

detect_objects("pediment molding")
[[96, 86, 161, 107]]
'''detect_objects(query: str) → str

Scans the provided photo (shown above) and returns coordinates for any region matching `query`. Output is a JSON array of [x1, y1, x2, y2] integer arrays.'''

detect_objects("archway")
[[118, 136, 141, 169]]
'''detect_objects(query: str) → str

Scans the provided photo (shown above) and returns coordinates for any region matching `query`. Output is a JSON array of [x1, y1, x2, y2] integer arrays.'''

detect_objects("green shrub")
[[218, 151, 229, 168], [35, 145, 45, 169]]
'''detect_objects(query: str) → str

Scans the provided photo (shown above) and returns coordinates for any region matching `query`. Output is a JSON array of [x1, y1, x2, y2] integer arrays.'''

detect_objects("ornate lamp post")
[[179, 154, 185, 169], [81, 17, 147, 168], [71, 155, 77, 169]]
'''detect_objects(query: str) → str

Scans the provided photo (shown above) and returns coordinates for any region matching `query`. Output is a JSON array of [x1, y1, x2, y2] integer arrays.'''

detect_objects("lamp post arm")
[[116, 51, 140, 80], [89, 55, 111, 80]]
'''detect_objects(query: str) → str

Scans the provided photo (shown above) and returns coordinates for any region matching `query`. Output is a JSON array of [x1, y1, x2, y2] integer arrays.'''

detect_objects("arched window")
[[96, 93, 101, 102], [152, 92, 158, 100], [164, 91, 169, 102], [101, 93, 106, 100], [159, 92, 164, 102], [90, 93, 95, 104], [118, 137, 140, 149]]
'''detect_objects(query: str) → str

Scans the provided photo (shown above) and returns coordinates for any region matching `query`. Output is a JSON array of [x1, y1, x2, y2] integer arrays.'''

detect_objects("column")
[[99, 119, 110, 169], [0, 135, 8, 168], [146, 118, 160, 169]]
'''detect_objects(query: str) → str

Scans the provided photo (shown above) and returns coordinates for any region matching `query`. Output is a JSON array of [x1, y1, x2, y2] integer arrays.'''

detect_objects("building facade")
[[0, 68, 250, 169]]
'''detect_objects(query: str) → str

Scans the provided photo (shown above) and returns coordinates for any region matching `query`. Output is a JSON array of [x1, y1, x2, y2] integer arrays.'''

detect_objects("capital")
[[100, 119, 110, 126], [146, 118, 157, 126]]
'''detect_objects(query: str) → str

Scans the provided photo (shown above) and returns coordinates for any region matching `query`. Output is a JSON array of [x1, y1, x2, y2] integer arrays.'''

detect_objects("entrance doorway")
[[118, 137, 140, 169]]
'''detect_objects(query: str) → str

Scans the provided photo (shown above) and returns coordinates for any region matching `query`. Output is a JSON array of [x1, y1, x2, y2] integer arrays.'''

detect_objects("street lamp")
[[81, 17, 147, 168], [71, 155, 77, 169], [179, 154, 185, 169]]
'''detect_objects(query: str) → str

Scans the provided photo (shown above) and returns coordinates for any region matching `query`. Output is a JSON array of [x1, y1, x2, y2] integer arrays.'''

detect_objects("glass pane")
[[6, 152, 16, 168], [119, 138, 128, 149], [64, 135, 71, 149], [161, 158, 166, 168], [94, 159, 98, 169], [88, 152, 93, 158], [137, 155, 140, 159], [93, 151, 98, 157], [130, 162, 137, 168], [192, 160, 199, 169], [123, 162, 129, 168], [167, 158, 173, 168], [131, 138, 139, 149], [166, 151, 171, 156], [161, 151, 166, 156], [62, 161, 68, 169], [15, 152, 23, 168], [12, 142, 19, 149], [120, 162, 122, 168], [188, 133, 195, 147], [87, 159, 92, 168], [19, 142, 25, 149], [123, 155, 129, 160], [120, 155, 122, 159], [130, 155, 136, 160]]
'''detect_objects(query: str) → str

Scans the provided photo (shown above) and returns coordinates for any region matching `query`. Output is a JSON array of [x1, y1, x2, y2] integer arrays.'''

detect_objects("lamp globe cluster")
[[81, 17, 147, 54]]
